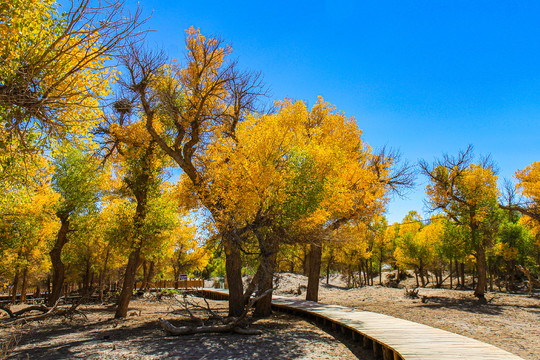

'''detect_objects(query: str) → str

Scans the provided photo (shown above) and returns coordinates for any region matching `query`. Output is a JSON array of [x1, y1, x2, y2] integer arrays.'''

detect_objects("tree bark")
[[48, 217, 70, 306], [379, 249, 383, 285], [98, 248, 110, 302], [11, 271, 19, 305], [20, 265, 28, 303], [254, 237, 277, 317], [140, 260, 148, 290], [82, 255, 91, 296], [460, 262, 465, 289], [147, 261, 155, 290], [224, 234, 244, 317], [115, 247, 142, 318], [474, 246, 488, 303], [306, 242, 322, 302]]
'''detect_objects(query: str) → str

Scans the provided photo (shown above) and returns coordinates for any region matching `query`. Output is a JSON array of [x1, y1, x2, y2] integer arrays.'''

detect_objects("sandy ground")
[[274, 272, 540, 360], [1, 295, 373, 360], [2, 272, 538, 359]]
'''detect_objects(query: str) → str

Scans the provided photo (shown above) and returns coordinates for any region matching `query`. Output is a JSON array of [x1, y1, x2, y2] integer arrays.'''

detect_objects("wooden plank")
[[196, 289, 524, 360]]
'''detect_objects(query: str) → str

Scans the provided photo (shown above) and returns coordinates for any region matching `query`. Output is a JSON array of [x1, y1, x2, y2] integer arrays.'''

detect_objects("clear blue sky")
[[125, 0, 540, 223]]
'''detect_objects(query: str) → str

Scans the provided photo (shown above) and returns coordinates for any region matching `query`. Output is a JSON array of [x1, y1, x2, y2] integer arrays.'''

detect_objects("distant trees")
[[420, 147, 500, 302]]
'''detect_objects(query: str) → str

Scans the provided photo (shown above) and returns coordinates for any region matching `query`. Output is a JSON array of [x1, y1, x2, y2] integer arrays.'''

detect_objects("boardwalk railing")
[[0, 279, 205, 304]]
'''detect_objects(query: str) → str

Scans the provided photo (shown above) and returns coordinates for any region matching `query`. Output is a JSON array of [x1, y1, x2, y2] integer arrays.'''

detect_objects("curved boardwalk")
[[198, 289, 524, 360]]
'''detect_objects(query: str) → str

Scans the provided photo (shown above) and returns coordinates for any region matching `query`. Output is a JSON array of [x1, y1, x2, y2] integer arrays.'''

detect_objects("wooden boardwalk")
[[197, 289, 524, 360]]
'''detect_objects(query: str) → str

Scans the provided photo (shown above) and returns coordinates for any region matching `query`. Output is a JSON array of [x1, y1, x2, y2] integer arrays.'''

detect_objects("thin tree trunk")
[[82, 255, 91, 296], [11, 271, 19, 305], [147, 261, 155, 290], [460, 262, 465, 289], [140, 260, 148, 291], [98, 248, 110, 302], [449, 260, 453, 289], [326, 255, 332, 285], [20, 265, 28, 303], [379, 249, 383, 285], [306, 242, 322, 302]]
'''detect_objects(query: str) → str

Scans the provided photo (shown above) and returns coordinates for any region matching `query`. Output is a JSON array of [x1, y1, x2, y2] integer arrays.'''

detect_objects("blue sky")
[[123, 0, 540, 223]]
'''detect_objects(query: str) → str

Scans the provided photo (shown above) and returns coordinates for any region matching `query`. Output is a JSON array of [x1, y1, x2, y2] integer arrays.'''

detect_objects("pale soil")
[[1, 295, 373, 360], [2, 273, 538, 360], [274, 272, 540, 360]]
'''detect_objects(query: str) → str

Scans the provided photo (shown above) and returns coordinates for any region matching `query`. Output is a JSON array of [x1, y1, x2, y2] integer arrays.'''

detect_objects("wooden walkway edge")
[[196, 288, 524, 360]]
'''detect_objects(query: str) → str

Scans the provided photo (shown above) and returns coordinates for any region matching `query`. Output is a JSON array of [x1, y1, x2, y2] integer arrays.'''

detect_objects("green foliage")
[[281, 149, 325, 224], [52, 147, 101, 218]]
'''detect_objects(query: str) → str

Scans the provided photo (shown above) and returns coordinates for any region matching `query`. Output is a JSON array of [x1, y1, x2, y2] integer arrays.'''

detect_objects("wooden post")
[[383, 347, 393, 360], [373, 341, 382, 358], [363, 336, 372, 349]]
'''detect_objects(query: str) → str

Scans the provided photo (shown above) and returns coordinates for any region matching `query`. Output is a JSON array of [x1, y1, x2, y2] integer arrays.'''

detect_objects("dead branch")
[[158, 288, 273, 336], [404, 287, 420, 299], [0, 305, 14, 318], [11, 305, 50, 317], [0, 298, 85, 326]]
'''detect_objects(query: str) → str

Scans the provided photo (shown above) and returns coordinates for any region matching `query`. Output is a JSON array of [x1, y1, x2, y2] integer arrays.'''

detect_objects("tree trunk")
[[140, 260, 148, 290], [302, 245, 309, 276], [11, 271, 19, 305], [449, 260, 453, 288], [20, 265, 28, 303], [98, 248, 110, 302], [460, 262, 465, 289], [326, 255, 332, 285], [474, 246, 488, 303], [147, 261, 155, 290], [254, 243, 276, 317], [82, 255, 91, 296], [379, 250, 383, 285], [306, 242, 322, 302], [224, 235, 244, 317], [48, 217, 70, 306], [115, 247, 141, 318]]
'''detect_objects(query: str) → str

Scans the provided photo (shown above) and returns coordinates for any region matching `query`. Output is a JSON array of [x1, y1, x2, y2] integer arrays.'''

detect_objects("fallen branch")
[[0, 305, 14, 318], [12, 305, 50, 317], [1, 298, 85, 326], [404, 287, 419, 299], [159, 288, 273, 336]]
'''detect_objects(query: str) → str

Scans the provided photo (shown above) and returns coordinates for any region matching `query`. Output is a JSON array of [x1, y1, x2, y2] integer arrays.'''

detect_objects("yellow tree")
[[204, 97, 411, 307], [420, 146, 499, 302], [505, 162, 540, 224], [98, 96, 174, 317], [0, 183, 58, 303], [48, 146, 102, 306], [116, 28, 266, 317], [0, 0, 142, 153]]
